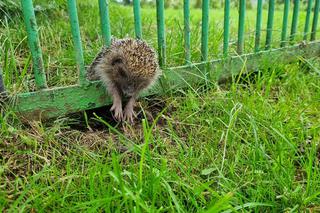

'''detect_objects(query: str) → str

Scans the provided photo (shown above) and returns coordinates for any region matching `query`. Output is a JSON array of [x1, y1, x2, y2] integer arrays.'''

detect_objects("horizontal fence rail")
[[12, 0, 320, 119]]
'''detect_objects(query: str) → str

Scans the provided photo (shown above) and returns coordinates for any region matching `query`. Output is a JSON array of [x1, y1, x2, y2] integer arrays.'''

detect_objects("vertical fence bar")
[[0, 68, 5, 94], [98, 0, 111, 46], [183, 0, 191, 64], [280, 0, 290, 47], [254, 0, 263, 52], [311, 0, 320, 41], [133, 0, 142, 39], [156, 0, 166, 67], [304, 0, 314, 40], [21, 0, 47, 89], [67, 0, 86, 85], [265, 0, 275, 50], [223, 0, 230, 56], [201, 0, 209, 61], [290, 0, 300, 41], [237, 0, 245, 54]]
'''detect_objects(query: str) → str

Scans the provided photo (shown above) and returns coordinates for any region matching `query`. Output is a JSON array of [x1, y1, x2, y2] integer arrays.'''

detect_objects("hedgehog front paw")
[[124, 105, 135, 123], [110, 102, 123, 121]]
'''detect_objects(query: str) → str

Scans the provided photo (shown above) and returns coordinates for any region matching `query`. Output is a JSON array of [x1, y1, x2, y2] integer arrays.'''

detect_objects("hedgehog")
[[87, 37, 161, 123]]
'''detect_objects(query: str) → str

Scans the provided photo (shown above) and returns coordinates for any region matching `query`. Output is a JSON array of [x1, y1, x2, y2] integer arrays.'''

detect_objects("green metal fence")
[[10, 0, 320, 120]]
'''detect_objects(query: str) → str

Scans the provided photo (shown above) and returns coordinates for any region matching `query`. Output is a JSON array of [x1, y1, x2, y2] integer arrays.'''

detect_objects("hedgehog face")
[[121, 81, 137, 97], [91, 38, 160, 102], [121, 77, 150, 97], [116, 74, 149, 97], [109, 58, 149, 97]]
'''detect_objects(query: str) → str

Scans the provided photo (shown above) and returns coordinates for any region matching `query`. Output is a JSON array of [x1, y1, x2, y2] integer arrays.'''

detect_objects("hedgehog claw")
[[110, 101, 123, 121], [124, 105, 135, 123]]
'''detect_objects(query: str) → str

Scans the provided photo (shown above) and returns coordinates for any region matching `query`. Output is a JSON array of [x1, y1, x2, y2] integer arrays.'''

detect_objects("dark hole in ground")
[[68, 95, 169, 132]]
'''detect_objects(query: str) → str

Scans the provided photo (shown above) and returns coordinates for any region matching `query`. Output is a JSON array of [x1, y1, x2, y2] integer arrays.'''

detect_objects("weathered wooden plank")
[[14, 82, 111, 120], [168, 41, 320, 86]]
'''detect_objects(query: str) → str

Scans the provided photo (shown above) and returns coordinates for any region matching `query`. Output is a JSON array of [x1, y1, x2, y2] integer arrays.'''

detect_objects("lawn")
[[0, 1, 320, 212]]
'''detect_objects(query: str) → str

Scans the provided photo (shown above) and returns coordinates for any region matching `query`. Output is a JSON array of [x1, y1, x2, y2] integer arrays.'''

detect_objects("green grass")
[[1, 1, 320, 212]]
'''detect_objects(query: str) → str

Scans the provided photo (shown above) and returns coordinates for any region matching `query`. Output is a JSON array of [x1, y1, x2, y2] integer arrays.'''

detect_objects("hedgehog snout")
[[121, 84, 136, 97]]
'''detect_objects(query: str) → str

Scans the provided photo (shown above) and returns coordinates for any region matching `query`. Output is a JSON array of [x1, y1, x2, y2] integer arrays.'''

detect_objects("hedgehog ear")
[[111, 57, 123, 66]]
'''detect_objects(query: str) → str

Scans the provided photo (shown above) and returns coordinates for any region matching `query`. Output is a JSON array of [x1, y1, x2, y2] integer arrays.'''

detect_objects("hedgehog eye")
[[111, 58, 123, 66], [118, 67, 127, 78]]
